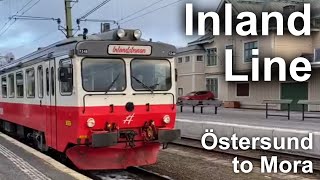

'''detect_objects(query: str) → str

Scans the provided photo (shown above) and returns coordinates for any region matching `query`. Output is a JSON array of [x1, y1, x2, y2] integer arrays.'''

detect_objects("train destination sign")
[[108, 45, 152, 55]]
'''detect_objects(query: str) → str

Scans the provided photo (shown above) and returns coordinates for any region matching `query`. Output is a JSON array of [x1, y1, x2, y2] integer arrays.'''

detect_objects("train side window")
[[26, 68, 35, 98], [46, 68, 49, 96], [51, 67, 55, 96], [8, 74, 15, 98], [16, 72, 24, 98], [1, 76, 7, 98], [37, 66, 43, 98], [59, 59, 73, 95]]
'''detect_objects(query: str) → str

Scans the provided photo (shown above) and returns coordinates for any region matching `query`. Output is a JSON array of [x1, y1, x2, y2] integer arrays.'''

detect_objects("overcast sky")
[[0, 0, 219, 58]]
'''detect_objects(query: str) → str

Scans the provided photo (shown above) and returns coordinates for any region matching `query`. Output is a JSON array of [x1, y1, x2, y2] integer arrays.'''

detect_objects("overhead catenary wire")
[[0, 0, 34, 33], [10, 15, 59, 21], [20, 0, 41, 16], [118, 0, 184, 25], [16, 0, 34, 15], [79, 0, 112, 20], [0, 0, 41, 37], [117, 0, 165, 22], [4, 30, 58, 52]]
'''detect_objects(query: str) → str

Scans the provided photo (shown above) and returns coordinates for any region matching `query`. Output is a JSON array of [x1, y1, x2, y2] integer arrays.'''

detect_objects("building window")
[[16, 72, 24, 98], [59, 59, 73, 95], [2, 76, 7, 98], [206, 78, 218, 98], [178, 88, 183, 96], [236, 83, 250, 97], [26, 68, 35, 98], [207, 48, 217, 66], [185, 56, 190, 63], [196, 56, 203, 62], [314, 48, 320, 62], [38, 66, 43, 98], [178, 57, 183, 63], [244, 41, 258, 62], [8, 74, 14, 98]]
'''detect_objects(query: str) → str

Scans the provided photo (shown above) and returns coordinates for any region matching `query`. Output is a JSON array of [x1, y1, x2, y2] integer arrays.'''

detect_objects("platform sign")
[[108, 45, 152, 55]]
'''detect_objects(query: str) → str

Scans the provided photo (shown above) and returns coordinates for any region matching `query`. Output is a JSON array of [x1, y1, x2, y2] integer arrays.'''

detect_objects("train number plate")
[[108, 45, 152, 55]]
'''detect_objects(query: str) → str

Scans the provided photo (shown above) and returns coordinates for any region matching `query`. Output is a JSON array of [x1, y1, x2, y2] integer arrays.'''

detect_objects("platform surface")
[[0, 133, 89, 180], [177, 107, 320, 131]]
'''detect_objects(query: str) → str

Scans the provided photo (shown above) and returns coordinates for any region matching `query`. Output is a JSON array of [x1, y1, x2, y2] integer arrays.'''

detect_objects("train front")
[[66, 29, 181, 170]]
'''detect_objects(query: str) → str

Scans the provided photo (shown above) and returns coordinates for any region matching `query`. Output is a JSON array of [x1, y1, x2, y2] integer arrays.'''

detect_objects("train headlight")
[[87, 118, 95, 128], [163, 115, 171, 124], [133, 29, 142, 40], [116, 29, 126, 38]]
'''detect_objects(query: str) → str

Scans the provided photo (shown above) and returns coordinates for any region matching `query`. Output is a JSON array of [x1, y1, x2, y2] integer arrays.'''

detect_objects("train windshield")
[[131, 59, 171, 91], [82, 58, 126, 92]]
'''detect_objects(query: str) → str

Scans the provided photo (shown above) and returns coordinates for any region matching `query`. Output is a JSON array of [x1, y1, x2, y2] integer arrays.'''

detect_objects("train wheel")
[[27, 131, 48, 152]]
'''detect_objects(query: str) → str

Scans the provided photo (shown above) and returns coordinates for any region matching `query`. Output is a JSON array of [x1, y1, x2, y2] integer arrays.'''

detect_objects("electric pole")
[[64, 0, 73, 38]]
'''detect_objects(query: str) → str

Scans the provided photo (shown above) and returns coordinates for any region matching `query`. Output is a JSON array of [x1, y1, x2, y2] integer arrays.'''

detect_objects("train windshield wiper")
[[105, 73, 121, 94], [131, 75, 157, 93]]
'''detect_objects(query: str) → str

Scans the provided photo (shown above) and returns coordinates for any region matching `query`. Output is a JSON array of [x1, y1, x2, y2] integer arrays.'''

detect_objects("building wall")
[[175, 49, 206, 96], [177, 75, 193, 96], [205, 74, 229, 100], [309, 69, 320, 111], [195, 74, 206, 91], [274, 33, 313, 61], [312, 31, 320, 49], [227, 80, 280, 109], [204, 35, 230, 74], [175, 31, 320, 110]]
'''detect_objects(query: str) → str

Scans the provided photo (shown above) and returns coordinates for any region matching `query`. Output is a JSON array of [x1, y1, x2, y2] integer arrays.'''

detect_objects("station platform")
[[176, 107, 320, 157], [0, 132, 90, 180]]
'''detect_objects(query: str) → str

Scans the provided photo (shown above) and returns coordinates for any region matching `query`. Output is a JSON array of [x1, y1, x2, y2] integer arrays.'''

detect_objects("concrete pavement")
[[0, 132, 90, 180], [176, 107, 320, 157]]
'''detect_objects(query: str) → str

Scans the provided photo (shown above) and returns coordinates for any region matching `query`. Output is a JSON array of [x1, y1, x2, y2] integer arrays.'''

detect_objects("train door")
[[45, 58, 57, 149]]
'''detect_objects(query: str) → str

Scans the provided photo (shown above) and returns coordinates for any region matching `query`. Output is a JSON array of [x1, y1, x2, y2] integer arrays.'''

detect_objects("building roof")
[[217, 0, 319, 15], [188, 33, 214, 46], [176, 45, 205, 55]]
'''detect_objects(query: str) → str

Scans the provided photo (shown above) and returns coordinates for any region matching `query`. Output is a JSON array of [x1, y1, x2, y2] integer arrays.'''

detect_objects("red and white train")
[[0, 29, 180, 170]]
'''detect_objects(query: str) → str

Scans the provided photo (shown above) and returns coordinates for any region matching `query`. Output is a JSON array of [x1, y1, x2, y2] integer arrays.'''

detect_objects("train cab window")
[[131, 59, 172, 91], [59, 59, 73, 95], [16, 72, 24, 98], [82, 58, 126, 92], [46, 68, 49, 96], [37, 66, 43, 98], [26, 68, 35, 98], [1, 76, 7, 98], [8, 74, 15, 98], [51, 67, 55, 96]]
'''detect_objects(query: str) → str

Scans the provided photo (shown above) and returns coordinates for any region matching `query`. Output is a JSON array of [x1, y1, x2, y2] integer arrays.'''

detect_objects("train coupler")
[[120, 130, 137, 148]]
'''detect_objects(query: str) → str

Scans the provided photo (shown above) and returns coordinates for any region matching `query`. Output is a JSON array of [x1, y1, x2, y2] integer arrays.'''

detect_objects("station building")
[[176, 0, 320, 111]]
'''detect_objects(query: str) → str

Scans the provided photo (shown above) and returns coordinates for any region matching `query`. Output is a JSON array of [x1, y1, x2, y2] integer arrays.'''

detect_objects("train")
[[0, 29, 180, 170]]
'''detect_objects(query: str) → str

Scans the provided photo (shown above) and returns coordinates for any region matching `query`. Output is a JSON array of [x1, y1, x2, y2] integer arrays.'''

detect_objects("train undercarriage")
[[0, 118, 180, 170]]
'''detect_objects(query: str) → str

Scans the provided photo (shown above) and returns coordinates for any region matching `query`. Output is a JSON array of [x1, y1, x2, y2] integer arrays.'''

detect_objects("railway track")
[[87, 167, 172, 180], [0, 129, 173, 180], [172, 137, 320, 171]]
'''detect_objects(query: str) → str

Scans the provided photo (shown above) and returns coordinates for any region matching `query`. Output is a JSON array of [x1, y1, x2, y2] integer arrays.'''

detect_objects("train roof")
[[0, 29, 176, 73]]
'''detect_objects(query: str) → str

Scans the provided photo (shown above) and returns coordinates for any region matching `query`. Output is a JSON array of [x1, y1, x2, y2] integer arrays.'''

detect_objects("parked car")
[[178, 91, 215, 103]]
